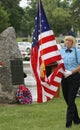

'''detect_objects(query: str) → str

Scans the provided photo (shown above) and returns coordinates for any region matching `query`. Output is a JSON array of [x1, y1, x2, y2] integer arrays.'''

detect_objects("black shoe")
[[66, 122, 72, 128], [74, 119, 80, 125]]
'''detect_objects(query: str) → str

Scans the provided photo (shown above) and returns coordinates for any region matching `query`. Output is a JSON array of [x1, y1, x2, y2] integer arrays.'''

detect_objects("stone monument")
[[0, 27, 24, 103]]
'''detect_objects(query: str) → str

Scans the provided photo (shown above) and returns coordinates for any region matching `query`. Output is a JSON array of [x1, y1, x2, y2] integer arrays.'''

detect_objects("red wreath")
[[16, 85, 32, 104]]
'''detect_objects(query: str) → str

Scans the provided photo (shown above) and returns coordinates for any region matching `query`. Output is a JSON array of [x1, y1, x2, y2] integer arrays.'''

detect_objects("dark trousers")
[[61, 72, 80, 124]]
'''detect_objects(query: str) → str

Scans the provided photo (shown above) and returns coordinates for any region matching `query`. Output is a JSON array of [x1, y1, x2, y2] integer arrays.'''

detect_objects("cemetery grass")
[[0, 94, 80, 130]]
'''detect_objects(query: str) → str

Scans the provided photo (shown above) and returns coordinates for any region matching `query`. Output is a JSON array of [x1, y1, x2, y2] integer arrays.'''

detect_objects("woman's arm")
[[72, 65, 80, 74]]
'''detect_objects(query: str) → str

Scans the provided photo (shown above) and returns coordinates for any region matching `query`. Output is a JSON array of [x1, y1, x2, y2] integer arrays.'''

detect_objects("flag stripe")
[[40, 45, 58, 55], [39, 40, 57, 52], [39, 30, 54, 40], [54, 76, 62, 83], [44, 91, 54, 99], [44, 55, 62, 66], [41, 82, 58, 92], [42, 50, 61, 60], [39, 35, 55, 45], [56, 71, 63, 77], [43, 86, 57, 95]]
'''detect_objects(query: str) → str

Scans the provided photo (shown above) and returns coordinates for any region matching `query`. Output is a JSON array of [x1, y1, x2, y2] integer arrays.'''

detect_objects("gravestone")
[[0, 27, 24, 103]]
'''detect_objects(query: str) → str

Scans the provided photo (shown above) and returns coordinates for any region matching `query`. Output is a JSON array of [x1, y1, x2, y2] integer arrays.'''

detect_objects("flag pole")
[[38, 0, 46, 78]]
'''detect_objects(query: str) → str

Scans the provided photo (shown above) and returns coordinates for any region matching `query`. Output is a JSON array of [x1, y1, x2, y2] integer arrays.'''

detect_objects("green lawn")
[[16, 37, 32, 42], [0, 94, 80, 130]]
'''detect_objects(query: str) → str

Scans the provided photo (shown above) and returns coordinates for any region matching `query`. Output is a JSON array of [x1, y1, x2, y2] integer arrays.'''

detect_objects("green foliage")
[[0, 5, 9, 32], [19, 1, 36, 37], [0, 0, 80, 37], [52, 7, 72, 35], [0, 0, 24, 33], [71, 0, 80, 32]]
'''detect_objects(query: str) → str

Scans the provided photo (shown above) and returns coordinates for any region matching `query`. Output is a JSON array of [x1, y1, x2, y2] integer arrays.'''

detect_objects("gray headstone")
[[0, 27, 24, 103]]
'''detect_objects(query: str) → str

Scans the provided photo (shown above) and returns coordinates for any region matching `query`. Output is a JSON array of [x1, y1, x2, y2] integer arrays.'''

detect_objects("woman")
[[60, 32, 80, 128]]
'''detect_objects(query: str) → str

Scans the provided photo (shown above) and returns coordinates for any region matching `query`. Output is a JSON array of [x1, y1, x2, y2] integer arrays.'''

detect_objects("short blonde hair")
[[64, 36, 76, 46]]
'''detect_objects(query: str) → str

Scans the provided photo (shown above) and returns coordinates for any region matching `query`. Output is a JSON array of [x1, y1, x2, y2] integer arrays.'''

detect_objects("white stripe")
[[39, 40, 56, 51], [57, 59, 64, 64], [49, 85, 58, 91], [42, 88, 47, 102], [41, 81, 58, 92], [42, 88, 54, 102], [42, 50, 60, 61], [44, 91, 54, 99], [53, 67, 64, 82], [58, 67, 64, 74], [39, 30, 54, 40], [54, 76, 61, 83], [60, 68, 64, 73]]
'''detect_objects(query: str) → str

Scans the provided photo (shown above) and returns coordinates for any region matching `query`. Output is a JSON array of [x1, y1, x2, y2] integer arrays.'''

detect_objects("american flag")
[[30, 0, 64, 103]]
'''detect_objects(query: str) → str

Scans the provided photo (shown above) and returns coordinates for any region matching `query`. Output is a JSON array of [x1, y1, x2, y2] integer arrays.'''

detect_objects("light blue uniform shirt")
[[60, 47, 80, 71]]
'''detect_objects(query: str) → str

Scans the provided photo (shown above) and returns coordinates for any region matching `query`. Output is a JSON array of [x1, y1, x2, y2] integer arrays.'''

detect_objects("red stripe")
[[40, 45, 58, 55], [43, 86, 56, 95], [31, 46, 43, 103], [56, 71, 63, 78], [51, 81, 60, 87], [44, 55, 62, 66], [39, 35, 55, 45], [49, 64, 63, 80], [46, 96, 51, 101]]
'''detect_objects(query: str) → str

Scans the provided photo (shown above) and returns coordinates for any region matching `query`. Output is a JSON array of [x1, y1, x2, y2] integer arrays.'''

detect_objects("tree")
[[0, 5, 9, 33], [71, 0, 80, 32], [0, 0, 79, 37], [51, 7, 71, 35], [20, 1, 36, 37], [0, 0, 24, 33]]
